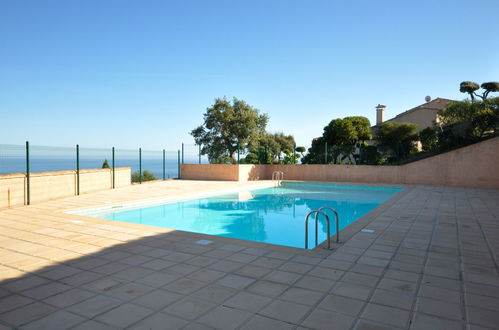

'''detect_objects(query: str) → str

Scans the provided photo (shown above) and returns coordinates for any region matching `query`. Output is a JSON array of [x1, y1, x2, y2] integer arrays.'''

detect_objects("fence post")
[[237, 143, 240, 164], [181, 143, 184, 164], [112, 147, 115, 188], [25, 141, 30, 205], [293, 142, 297, 164], [324, 142, 328, 164], [139, 148, 142, 184], [76, 144, 80, 195], [177, 150, 181, 179], [163, 149, 166, 180]]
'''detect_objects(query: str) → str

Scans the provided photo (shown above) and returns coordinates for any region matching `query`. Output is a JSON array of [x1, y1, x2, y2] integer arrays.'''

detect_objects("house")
[[372, 97, 454, 133]]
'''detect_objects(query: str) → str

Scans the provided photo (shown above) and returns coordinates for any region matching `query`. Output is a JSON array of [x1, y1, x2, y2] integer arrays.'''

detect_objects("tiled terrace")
[[0, 180, 498, 330]]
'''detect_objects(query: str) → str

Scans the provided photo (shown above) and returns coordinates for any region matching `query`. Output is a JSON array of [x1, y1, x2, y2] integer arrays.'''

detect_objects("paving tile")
[[1, 275, 50, 292], [308, 266, 344, 280], [128, 312, 188, 330], [139, 259, 175, 271], [251, 257, 285, 269], [162, 278, 205, 294], [163, 263, 199, 277], [361, 303, 410, 328], [43, 288, 95, 308], [350, 264, 385, 276], [40, 265, 82, 280], [163, 297, 216, 320], [292, 255, 322, 265], [112, 266, 154, 281], [416, 297, 463, 321], [302, 309, 356, 330], [188, 268, 226, 283], [279, 261, 314, 274], [21, 310, 85, 330], [208, 260, 244, 273], [95, 303, 153, 328], [354, 319, 404, 330], [0, 294, 34, 314], [467, 306, 499, 329], [131, 289, 183, 310], [266, 251, 295, 260], [240, 314, 294, 330], [223, 291, 272, 312], [418, 284, 461, 303], [465, 292, 499, 312], [235, 265, 272, 278], [369, 289, 414, 310], [294, 275, 335, 292], [246, 280, 288, 298], [216, 274, 255, 289], [192, 284, 236, 303], [81, 277, 123, 293], [242, 247, 268, 256], [68, 320, 118, 330], [182, 322, 215, 330], [259, 299, 310, 324], [383, 269, 420, 283], [377, 278, 417, 295], [67, 295, 122, 318], [279, 287, 325, 306], [411, 313, 463, 330], [342, 272, 379, 287], [197, 305, 252, 330], [105, 282, 153, 301], [21, 281, 72, 300], [264, 270, 302, 285], [59, 270, 104, 287], [318, 294, 365, 316], [331, 282, 373, 301], [0, 301, 57, 327], [226, 253, 258, 264], [134, 271, 178, 287]]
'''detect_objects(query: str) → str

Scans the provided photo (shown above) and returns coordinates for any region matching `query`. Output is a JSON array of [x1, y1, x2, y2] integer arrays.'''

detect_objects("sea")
[[0, 156, 208, 179]]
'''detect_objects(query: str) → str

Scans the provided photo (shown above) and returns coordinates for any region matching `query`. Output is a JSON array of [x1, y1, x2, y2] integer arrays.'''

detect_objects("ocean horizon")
[[0, 157, 208, 179]]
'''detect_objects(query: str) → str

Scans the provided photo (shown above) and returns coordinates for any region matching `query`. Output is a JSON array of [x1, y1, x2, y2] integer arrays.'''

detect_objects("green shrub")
[[131, 170, 157, 183]]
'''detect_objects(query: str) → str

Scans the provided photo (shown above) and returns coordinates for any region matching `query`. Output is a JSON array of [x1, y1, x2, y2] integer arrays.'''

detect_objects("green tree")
[[302, 116, 372, 164], [459, 81, 499, 101], [419, 127, 438, 152], [258, 132, 295, 163], [376, 122, 419, 160], [191, 97, 268, 163], [438, 97, 499, 138], [295, 146, 306, 157], [481, 82, 499, 99], [102, 159, 110, 168], [460, 81, 480, 101]]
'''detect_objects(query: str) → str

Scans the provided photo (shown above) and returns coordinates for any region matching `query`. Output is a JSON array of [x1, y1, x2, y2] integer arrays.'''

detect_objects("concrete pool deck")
[[0, 180, 498, 329]]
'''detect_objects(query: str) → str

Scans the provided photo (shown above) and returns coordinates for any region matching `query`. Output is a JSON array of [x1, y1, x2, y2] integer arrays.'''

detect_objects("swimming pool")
[[80, 183, 402, 249]]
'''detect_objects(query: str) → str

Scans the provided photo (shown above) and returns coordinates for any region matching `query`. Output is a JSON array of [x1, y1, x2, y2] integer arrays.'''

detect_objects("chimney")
[[376, 104, 386, 125]]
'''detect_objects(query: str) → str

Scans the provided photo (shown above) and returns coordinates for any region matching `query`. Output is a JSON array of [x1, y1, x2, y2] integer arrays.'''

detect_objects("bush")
[[131, 170, 157, 183]]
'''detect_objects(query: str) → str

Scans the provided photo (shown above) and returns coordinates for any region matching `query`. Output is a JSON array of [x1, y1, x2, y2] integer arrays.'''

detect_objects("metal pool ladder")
[[304, 206, 340, 249], [272, 171, 284, 187]]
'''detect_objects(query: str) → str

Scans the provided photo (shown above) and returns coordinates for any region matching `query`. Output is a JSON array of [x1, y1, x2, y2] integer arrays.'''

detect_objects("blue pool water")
[[88, 183, 402, 249]]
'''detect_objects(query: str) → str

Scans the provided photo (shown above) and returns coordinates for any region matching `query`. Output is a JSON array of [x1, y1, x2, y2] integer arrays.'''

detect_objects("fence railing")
[[1, 142, 214, 205]]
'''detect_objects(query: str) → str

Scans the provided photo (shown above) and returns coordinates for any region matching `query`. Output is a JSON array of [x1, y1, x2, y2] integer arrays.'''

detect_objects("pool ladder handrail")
[[272, 171, 284, 187], [305, 206, 340, 249]]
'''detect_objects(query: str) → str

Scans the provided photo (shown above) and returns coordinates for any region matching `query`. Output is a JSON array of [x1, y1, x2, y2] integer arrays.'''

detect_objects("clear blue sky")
[[1, 0, 498, 150]]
